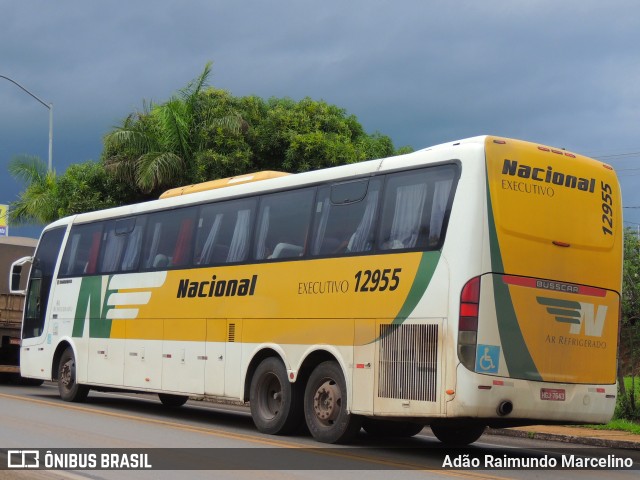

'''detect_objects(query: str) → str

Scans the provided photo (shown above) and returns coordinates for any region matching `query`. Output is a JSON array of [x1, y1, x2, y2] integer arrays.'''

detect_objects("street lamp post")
[[0, 74, 53, 172]]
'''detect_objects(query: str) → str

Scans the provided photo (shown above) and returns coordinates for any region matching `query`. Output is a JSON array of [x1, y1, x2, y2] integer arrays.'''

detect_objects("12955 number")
[[601, 181, 614, 236], [354, 268, 402, 292]]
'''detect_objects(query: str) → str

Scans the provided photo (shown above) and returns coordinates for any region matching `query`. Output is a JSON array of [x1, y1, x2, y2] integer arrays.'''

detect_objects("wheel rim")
[[258, 373, 283, 420], [61, 359, 74, 388], [312, 379, 341, 425]]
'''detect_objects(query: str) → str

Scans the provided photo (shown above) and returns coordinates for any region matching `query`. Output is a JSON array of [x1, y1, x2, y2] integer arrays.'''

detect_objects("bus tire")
[[304, 361, 361, 444], [58, 348, 89, 402], [158, 393, 189, 407], [363, 418, 424, 438], [430, 423, 485, 446], [249, 357, 303, 435]]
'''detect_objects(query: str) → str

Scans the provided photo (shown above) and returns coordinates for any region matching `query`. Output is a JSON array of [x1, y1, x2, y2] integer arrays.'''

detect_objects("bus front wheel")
[[249, 357, 303, 435], [58, 348, 89, 402], [304, 361, 362, 444], [430, 423, 485, 446]]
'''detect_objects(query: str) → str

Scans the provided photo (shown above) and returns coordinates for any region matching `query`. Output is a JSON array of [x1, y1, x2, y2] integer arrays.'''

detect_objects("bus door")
[[19, 227, 66, 378]]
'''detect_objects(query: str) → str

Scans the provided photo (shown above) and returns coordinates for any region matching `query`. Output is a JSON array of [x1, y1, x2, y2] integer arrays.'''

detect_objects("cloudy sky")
[[1, 0, 639, 237]]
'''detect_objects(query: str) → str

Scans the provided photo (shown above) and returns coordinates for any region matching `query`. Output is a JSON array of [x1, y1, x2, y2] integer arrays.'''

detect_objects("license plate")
[[540, 388, 565, 401], [9, 338, 20, 346]]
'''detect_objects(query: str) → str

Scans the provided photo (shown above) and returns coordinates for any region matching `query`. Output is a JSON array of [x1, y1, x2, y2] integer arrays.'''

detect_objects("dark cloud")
[[1, 0, 640, 236]]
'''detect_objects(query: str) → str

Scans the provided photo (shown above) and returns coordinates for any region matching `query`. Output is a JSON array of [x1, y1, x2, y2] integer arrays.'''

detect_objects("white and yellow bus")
[[11, 135, 622, 445]]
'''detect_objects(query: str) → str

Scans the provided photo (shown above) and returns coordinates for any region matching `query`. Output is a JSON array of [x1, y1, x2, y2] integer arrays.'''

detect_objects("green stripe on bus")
[[72, 275, 114, 339], [392, 251, 440, 325], [536, 297, 581, 309], [546, 308, 581, 317], [486, 173, 542, 381]]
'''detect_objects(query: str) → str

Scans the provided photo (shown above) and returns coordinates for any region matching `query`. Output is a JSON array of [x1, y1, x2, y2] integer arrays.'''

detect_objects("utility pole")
[[0, 75, 53, 172]]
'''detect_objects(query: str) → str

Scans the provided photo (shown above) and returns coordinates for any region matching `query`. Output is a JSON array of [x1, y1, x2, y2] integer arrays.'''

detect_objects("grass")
[[621, 376, 640, 399], [583, 419, 640, 435], [582, 376, 640, 435]]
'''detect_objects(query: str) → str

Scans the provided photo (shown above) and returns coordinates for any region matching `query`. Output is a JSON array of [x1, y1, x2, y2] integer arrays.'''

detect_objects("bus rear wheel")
[[304, 361, 361, 444], [249, 357, 302, 435], [158, 393, 189, 407], [58, 348, 89, 402], [430, 423, 485, 446]]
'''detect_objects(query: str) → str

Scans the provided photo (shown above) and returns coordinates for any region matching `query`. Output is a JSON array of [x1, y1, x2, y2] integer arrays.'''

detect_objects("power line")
[[611, 166, 640, 172], [594, 151, 640, 160]]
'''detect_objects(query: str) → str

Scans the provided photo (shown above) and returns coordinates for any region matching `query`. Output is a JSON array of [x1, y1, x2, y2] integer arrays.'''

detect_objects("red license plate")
[[540, 388, 565, 401]]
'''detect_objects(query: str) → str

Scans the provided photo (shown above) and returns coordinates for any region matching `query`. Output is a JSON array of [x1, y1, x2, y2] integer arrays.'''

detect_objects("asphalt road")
[[0, 382, 638, 480]]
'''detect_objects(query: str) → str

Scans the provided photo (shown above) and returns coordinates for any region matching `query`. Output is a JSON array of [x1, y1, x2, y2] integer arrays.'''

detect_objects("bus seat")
[[270, 243, 303, 259], [153, 254, 170, 268]]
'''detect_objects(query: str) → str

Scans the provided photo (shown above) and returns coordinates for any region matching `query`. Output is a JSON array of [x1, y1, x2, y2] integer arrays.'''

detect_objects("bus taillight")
[[458, 276, 480, 371]]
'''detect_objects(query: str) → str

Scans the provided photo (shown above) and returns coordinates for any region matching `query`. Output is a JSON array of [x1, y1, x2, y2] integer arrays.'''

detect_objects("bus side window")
[[60, 223, 104, 276], [141, 207, 197, 270], [195, 198, 256, 265], [311, 179, 382, 256], [378, 171, 427, 251], [254, 188, 315, 260], [378, 166, 457, 252], [428, 177, 455, 247], [121, 216, 147, 271], [98, 216, 147, 273]]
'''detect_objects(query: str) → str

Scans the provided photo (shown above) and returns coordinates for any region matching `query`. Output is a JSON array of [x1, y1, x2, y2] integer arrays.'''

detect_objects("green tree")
[[7, 155, 59, 225], [8, 157, 134, 225], [620, 227, 640, 419], [101, 67, 410, 202], [188, 88, 253, 183], [102, 62, 243, 195], [250, 96, 403, 172], [55, 162, 134, 217], [11, 64, 411, 221]]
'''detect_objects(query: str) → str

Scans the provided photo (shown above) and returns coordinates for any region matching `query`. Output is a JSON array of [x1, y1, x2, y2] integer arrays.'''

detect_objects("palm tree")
[[8, 155, 59, 225], [103, 62, 243, 194]]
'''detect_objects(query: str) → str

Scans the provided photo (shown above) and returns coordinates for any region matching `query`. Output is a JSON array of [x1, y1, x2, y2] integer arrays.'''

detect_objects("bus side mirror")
[[9, 256, 33, 295]]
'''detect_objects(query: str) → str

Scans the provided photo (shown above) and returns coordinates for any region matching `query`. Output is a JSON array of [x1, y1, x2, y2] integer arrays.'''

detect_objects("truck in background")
[[0, 236, 37, 383]]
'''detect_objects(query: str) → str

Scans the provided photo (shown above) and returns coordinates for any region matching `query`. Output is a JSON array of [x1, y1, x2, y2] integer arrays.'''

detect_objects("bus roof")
[[159, 171, 291, 199], [40, 135, 493, 229], [43, 135, 615, 230]]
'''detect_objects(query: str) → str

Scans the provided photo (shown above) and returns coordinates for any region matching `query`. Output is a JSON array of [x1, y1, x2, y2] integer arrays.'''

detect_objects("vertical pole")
[[48, 103, 53, 172]]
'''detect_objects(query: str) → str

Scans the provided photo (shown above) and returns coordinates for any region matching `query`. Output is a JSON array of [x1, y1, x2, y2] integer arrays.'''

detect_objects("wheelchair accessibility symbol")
[[475, 344, 500, 374]]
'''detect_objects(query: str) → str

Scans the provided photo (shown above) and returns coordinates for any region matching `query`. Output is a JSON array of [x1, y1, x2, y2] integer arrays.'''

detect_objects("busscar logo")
[[536, 297, 607, 337]]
